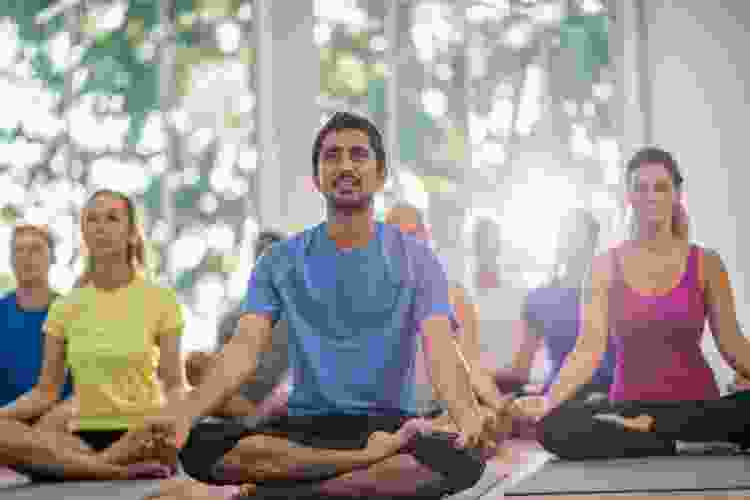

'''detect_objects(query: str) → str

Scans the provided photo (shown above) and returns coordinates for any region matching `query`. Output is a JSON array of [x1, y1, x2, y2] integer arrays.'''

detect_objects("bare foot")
[[593, 413, 655, 432], [143, 477, 254, 500], [148, 427, 180, 468], [621, 414, 655, 432], [100, 426, 161, 466]]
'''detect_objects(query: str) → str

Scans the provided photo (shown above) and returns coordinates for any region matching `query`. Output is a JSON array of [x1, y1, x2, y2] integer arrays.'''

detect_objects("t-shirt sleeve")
[[520, 290, 544, 338], [241, 253, 282, 323], [157, 287, 185, 336], [43, 296, 73, 339], [413, 243, 453, 324]]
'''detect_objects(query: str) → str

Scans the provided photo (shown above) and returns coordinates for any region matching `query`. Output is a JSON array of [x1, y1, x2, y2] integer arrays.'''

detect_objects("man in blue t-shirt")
[[155, 112, 505, 500], [0, 224, 73, 420]]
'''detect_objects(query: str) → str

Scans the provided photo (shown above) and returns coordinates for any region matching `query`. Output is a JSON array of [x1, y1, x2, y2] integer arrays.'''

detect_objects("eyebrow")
[[321, 145, 370, 152], [86, 208, 125, 216]]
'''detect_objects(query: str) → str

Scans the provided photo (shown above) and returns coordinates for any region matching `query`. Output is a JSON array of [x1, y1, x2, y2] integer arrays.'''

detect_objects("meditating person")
[[383, 202, 504, 421], [0, 224, 74, 425], [186, 229, 290, 420], [0, 189, 184, 481], [146, 112, 507, 500], [502, 208, 615, 402], [512, 147, 750, 459]]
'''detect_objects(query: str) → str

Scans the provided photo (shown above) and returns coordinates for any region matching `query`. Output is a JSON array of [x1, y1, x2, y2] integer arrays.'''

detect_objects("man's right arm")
[[174, 313, 274, 421]]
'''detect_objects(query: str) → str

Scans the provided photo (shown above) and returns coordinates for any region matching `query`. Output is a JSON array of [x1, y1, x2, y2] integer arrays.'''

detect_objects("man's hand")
[[511, 395, 552, 422], [454, 409, 497, 457], [364, 431, 406, 461], [733, 372, 750, 391], [141, 411, 193, 451]]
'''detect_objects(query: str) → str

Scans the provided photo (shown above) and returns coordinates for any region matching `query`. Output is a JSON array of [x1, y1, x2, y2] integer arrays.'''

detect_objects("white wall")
[[646, 0, 750, 391]]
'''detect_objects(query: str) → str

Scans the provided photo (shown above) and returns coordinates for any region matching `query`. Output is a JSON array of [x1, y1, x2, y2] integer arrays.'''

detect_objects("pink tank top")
[[608, 244, 720, 401]]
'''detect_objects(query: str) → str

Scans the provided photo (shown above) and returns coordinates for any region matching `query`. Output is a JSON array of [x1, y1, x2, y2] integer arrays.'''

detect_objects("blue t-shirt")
[[241, 222, 455, 417], [0, 292, 74, 406], [523, 285, 615, 393]]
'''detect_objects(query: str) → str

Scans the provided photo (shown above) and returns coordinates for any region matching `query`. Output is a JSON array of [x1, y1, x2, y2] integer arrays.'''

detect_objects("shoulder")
[[0, 292, 14, 307], [591, 247, 620, 281], [696, 245, 727, 286], [260, 228, 310, 268], [136, 277, 182, 308], [45, 287, 88, 324]]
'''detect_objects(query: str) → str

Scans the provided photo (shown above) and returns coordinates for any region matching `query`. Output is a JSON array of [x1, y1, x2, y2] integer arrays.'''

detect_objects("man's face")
[[12, 229, 51, 284], [314, 128, 385, 212]]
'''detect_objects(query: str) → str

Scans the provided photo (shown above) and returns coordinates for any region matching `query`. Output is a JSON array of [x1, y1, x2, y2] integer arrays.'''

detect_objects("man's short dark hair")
[[311, 111, 387, 179]]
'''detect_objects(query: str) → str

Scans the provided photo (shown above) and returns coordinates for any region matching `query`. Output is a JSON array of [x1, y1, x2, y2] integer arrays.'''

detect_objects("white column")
[[614, 0, 649, 157], [645, 0, 750, 391], [255, 0, 323, 234], [609, 0, 649, 242]]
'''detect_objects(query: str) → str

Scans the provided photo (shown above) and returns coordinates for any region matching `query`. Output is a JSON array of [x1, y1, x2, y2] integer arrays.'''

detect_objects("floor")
[[1, 441, 749, 499]]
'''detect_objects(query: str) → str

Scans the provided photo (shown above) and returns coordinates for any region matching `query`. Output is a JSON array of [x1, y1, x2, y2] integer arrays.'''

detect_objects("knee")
[[537, 408, 592, 460], [185, 351, 216, 387], [221, 435, 280, 482]]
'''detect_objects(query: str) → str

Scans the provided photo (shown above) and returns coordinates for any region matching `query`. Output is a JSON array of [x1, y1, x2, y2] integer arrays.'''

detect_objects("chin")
[[329, 193, 372, 212]]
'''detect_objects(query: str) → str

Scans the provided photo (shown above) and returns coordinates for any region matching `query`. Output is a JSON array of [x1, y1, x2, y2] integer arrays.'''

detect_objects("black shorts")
[[179, 414, 486, 498], [74, 430, 126, 451]]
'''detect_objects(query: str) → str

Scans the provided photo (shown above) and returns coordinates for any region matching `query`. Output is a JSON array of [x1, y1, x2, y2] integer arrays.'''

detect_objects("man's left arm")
[[416, 246, 485, 448]]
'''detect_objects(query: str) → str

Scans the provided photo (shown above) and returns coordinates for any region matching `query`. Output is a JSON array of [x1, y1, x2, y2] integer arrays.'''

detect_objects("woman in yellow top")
[[0, 189, 185, 481]]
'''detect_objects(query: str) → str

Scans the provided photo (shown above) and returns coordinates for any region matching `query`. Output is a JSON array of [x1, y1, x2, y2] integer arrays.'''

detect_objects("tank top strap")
[[610, 246, 626, 286], [685, 244, 705, 293]]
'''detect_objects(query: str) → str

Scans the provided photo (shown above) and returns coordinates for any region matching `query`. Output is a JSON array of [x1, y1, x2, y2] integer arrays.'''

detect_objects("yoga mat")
[[503, 454, 750, 496], [0, 476, 171, 499], [0, 471, 504, 500], [0, 469, 29, 489]]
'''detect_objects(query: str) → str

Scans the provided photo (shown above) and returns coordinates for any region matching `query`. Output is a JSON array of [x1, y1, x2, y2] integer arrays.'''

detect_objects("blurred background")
[[0, 0, 746, 384]]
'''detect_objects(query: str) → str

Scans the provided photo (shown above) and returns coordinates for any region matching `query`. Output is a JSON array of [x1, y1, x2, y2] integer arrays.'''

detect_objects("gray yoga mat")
[[0, 476, 169, 499], [503, 454, 750, 496], [0, 467, 504, 500]]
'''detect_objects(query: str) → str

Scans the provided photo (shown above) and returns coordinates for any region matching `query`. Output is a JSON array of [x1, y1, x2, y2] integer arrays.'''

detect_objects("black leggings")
[[538, 391, 750, 460], [179, 415, 486, 500]]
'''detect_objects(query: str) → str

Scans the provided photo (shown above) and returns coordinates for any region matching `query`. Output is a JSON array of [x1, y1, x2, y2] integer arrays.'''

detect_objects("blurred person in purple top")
[[148, 112, 507, 500], [511, 147, 750, 459], [502, 208, 615, 400]]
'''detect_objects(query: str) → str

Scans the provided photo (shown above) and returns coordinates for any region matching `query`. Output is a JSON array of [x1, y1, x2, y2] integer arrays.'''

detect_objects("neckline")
[[324, 221, 380, 254], [617, 244, 693, 298], [13, 291, 53, 313]]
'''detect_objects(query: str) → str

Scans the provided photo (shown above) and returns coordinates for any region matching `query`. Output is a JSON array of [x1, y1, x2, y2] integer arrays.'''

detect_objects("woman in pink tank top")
[[512, 147, 750, 459]]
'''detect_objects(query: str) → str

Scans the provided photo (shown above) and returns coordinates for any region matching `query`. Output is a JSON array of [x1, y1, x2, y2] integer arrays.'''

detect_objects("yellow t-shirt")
[[44, 275, 184, 431]]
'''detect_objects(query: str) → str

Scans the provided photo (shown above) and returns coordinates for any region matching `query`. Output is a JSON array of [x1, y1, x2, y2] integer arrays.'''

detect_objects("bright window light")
[[398, 169, 429, 212], [500, 168, 581, 268], [89, 158, 149, 195], [217, 21, 242, 54], [422, 88, 447, 118], [516, 65, 543, 135], [314, 23, 332, 46], [169, 232, 208, 275]]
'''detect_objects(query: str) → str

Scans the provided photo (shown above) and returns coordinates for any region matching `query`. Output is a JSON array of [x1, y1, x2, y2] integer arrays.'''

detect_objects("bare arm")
[[508, 318, 544, 383], [704, 249, 750, 380], [173, 313, 273, 420], [547, 255, 610, 407], [450, 285, 481, 367], [157, 328, 188, 407], [423, 315, 480, 430], [0, 333, 67, 421]]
